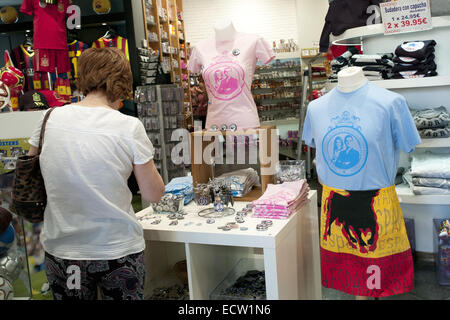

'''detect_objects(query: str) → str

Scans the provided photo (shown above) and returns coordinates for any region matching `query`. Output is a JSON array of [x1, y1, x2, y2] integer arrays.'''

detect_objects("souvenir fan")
[[0, 7, 18, 24], [0, 81, 11, 111], [0, 276, 13, 300], [92, 0, 111, 14], [0, 66, 24, 92]]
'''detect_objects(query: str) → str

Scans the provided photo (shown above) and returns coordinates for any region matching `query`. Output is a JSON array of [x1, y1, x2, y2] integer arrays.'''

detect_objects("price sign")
[[380, 0, 432, 35]]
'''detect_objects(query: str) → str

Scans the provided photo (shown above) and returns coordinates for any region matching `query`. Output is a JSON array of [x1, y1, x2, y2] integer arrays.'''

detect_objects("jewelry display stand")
[[190, 125, 279, 202]]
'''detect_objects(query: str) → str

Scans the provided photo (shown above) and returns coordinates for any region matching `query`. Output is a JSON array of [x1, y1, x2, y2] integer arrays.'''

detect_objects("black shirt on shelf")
[[394, 40, 437, 60], [319, 0, 384, 53]]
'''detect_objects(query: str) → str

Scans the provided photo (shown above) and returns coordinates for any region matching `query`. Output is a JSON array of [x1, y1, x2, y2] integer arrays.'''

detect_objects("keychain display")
[[197, 179, 235, 218], [150, 193, 185, 214]]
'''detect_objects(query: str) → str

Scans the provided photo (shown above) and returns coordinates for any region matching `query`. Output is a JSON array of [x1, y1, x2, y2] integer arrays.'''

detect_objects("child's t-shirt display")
[[188, 33, 275, 130], [302, 81, 421, 190]]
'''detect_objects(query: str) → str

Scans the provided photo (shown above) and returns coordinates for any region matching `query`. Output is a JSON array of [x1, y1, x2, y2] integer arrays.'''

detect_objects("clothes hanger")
[[67, 30, 78, 44], [40, 0, 57, 5], [102, 27, 117, 40], [23, 30, 34, 54]]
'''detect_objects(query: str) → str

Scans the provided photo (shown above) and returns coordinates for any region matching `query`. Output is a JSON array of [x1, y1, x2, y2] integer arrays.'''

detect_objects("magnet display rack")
[[141, 0, 193, 130], [136, 84, 186, 184]]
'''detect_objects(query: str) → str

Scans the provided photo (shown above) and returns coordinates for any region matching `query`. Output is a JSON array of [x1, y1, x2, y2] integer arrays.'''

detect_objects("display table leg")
[[263, 229, 299, 299], [298, 192, 322, 299]]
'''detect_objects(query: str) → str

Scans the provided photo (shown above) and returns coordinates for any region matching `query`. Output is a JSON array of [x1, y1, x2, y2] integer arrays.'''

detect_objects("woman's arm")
[[133, 159, 165, 203]]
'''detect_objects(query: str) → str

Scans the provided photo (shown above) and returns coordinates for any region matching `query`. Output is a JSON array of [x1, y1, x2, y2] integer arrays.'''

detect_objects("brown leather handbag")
[[10, 108, 55, 223]]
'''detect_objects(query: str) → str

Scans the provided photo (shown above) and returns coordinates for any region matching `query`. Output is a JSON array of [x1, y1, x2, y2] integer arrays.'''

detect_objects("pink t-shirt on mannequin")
[[188, 33, 275, 130]]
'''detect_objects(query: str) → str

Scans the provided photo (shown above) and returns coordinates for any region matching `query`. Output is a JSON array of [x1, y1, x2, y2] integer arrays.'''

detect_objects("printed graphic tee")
[[20, 0, 70, 50], [394, 40, 436, 60], [302, 81, 421, 190], [188, 33, 275, 130]]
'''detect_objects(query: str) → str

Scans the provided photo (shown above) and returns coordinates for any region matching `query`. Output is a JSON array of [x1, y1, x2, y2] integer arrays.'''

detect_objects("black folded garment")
[[391, 70, 438, 79], [392, 61, 437, 73], [331, 47, 360, 69], [361, 65, 390, 72], [393, 53, 435, 65], [319, 0, 384, 53], [394, 40, 436, 60], [350, 54, 395, 68]]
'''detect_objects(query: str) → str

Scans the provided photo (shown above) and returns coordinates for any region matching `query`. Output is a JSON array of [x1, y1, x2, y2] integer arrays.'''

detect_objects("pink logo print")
[[203, 58, 245, 101]]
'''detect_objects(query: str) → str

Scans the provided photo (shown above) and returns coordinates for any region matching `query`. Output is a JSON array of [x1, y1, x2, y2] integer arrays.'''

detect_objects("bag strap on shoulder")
[[38, 108, 56, 154]]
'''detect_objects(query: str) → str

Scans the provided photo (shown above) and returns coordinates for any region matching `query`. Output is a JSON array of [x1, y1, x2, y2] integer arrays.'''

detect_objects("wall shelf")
[[141, 0, 193, 129], [330, 16, 450, 46], [326, 75, 450, 90], [371, 75, 450, 89], [261, 118, 299, 127], [396, 184, 450, 205]]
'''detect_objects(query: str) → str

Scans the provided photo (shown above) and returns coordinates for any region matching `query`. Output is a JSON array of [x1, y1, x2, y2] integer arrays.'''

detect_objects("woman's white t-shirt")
[[29, 105, 154, 260]]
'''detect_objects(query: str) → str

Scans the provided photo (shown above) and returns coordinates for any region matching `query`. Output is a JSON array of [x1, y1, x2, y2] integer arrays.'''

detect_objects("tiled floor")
[[322, 260, 450, 300]]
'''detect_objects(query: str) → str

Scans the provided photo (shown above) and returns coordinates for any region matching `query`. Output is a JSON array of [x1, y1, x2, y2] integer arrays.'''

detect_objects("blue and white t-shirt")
[[302, 81, 421, 190]]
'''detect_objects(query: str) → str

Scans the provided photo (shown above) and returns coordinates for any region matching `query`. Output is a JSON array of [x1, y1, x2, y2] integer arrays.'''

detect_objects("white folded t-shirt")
[[29, 105, 154, 260]]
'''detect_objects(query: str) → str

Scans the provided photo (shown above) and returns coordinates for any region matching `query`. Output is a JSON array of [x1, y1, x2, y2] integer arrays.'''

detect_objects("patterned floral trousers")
[[44, 251, 145, 300]]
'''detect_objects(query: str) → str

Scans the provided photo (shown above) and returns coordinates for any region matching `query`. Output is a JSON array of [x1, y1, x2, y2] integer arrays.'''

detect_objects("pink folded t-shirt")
[[188, 32, 275, 130]]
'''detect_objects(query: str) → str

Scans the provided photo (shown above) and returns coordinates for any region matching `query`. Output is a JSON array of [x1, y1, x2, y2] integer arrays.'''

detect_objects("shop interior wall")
[[295, 0, 329, 49], [183, 0, 299, 45]]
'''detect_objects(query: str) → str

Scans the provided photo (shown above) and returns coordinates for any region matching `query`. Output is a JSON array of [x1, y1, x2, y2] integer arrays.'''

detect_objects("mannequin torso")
[[214, 19, 237, 42], [337, 67, 367, 93]]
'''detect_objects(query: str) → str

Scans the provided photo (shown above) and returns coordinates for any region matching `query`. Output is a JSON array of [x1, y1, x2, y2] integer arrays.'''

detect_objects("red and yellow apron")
[[320, 184, 414, 298]]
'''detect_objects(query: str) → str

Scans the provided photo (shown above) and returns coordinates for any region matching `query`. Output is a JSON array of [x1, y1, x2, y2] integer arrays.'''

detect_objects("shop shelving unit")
[[252, 53, 302, 123], [141, 0, 193, 129], [326, 15, 450, 255]]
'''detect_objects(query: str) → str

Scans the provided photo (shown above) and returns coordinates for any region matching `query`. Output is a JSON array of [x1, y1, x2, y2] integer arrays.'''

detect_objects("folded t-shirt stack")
[[403, 152, 450, 195], [392, 40, 437, 79], [410, 106, 450, 139], [165, 176, 194, 204], [252, 180, 310, 219], [329, 47, 360, 82], [215, 168, 260, 198], [349, 54, 395, 80]]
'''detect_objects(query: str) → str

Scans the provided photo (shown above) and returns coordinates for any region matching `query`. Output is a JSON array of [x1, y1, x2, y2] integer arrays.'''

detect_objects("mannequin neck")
[[337, 67, 368, 93], [214, 20, 237, 42]]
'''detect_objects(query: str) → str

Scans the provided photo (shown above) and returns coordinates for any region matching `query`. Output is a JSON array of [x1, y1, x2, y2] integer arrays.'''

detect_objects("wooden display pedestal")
[[190, 126, 279, 201]]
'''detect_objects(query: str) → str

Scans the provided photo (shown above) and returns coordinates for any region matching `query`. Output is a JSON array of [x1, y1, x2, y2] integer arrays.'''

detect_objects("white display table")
[[136, 190, 321, 300]]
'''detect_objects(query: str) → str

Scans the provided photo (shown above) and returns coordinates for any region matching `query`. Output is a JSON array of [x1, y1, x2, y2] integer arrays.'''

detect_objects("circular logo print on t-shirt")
[[401, 41, 425, 52], [322, 126, 368, 177], [203, 59, 245, 101]]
